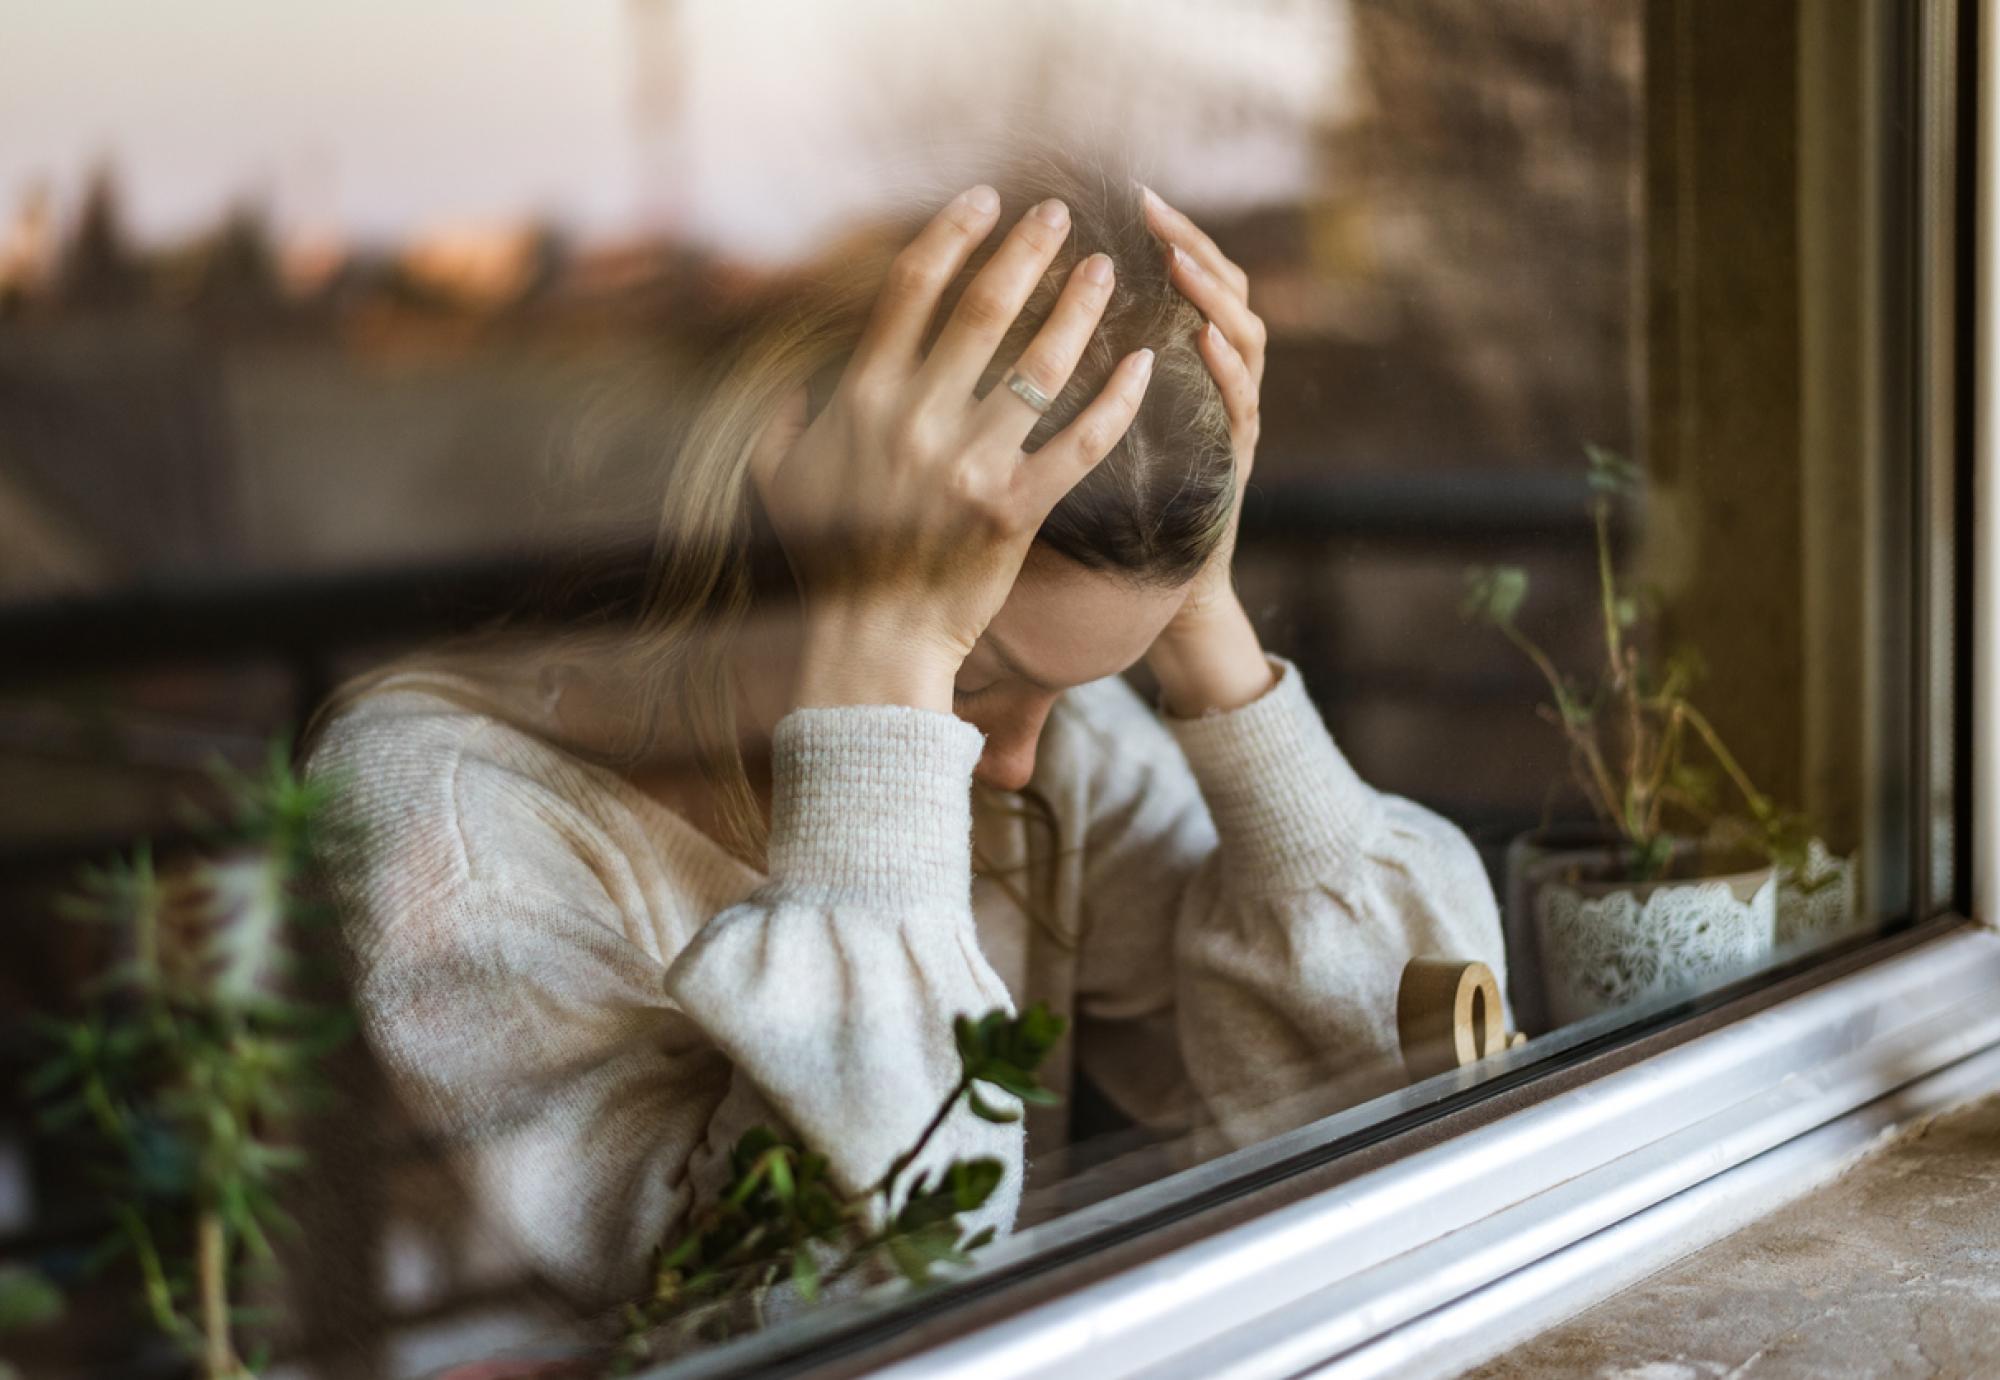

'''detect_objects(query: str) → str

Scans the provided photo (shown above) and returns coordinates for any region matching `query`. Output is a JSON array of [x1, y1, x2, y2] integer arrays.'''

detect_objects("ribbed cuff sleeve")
[[765, 704, 985, 910], [1165, 656, 1378, 896]]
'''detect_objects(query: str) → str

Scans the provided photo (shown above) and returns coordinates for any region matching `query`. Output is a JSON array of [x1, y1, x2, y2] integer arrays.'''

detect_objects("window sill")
[[831, 920, 2000, 1380]]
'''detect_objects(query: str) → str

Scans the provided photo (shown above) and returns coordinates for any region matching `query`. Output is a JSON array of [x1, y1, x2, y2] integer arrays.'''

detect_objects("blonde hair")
[[312, 147, 1235, 868]]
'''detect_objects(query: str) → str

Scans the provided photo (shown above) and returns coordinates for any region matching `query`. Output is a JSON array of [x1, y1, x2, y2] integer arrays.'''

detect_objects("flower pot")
[[1506, 826, 1777, 1029]]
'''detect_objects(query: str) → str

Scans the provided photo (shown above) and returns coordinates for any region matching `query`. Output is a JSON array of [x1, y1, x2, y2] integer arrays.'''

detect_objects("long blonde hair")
[[312, 147, 1235, 868]]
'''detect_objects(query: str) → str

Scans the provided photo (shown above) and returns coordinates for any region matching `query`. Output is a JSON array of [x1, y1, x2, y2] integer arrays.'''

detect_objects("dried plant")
[[613, 1005, 1066, 1370], [23, 743, 349, 1378], [1464, 446, 1814, 882]]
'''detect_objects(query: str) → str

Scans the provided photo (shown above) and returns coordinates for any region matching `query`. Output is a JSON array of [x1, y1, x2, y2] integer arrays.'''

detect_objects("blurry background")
[[5, 1, 1887, 1374], [0, 0, 1642, 853]]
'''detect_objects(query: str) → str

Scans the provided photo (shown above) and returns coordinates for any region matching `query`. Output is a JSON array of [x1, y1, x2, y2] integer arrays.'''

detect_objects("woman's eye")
[[953, 683, 999, 705]]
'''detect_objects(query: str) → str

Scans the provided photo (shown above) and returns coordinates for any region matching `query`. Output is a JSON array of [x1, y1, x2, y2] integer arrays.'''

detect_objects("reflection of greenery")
[[0, 1263, 64, 1380], [614, 1006, 1066, 1371], [24, 744, 349, 1379], [1465, 446, 1814, 882]]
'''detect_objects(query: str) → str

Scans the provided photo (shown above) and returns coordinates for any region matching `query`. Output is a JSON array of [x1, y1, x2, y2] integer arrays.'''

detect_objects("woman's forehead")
[[980, 549, 1188, 690]]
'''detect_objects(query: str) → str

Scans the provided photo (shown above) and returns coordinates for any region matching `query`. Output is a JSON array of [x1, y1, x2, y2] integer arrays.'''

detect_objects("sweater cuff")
[[766, 704, 985, 910], [1165, 656, 1377, 895]]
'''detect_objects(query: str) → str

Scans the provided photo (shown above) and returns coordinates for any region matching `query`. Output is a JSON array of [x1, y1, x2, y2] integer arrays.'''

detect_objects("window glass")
[[0, 3, 1946, 1375]]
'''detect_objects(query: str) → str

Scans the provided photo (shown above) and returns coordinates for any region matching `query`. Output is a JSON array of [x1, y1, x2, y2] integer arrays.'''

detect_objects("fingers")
[[1168, 244, 1268, 383], [1141, 185, 1249, 298], [1197, 320, 1259, 445], [852, 185, 1003, 377], [1016, 348, 1154, 517], [916, 197, 1073, 404], [973, 251, 1116, 447]]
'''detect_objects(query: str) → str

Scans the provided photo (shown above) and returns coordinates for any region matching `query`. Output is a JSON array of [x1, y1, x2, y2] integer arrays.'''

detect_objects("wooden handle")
[[1397, 958, 1518, 1081]]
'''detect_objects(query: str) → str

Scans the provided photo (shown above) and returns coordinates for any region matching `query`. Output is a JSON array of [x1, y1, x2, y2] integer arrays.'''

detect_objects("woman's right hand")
[[750, 185, 1156, 715]]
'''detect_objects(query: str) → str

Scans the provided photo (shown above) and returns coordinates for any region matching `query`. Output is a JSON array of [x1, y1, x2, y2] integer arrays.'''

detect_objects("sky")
[[0, 0, 640, 248], [0, 0, 1355, 263]]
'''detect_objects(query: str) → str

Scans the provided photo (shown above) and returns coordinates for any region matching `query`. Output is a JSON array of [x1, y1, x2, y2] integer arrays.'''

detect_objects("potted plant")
[[1464, 447, 1841, 1029]]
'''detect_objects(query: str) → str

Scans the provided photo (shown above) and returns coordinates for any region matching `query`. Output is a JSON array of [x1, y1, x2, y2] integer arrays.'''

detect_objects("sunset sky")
[[1, 0, 1354, 263], [0, 1, 641, 247]]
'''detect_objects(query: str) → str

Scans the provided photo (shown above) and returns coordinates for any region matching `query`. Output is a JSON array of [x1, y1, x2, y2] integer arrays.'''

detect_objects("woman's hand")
[[752, 186, 1156, 714], [1140, 186, 1276, 717]]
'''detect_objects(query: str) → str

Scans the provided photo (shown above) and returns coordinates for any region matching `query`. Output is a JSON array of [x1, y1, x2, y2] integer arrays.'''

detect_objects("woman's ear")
[[746, 383, 811, 503]]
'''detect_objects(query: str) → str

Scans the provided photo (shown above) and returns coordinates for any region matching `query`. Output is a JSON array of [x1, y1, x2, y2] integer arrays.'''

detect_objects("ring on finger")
[[1003, 370, 1055, 415]]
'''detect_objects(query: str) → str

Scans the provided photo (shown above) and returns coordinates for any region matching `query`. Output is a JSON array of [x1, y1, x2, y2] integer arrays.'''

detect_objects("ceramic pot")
[[1506, 826, 1777, 1029]]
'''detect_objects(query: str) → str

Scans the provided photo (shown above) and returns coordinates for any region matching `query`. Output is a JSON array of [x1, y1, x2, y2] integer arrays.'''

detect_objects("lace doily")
[[1536, 871, 1777, 1025], [1777, 839, 1859, 950]]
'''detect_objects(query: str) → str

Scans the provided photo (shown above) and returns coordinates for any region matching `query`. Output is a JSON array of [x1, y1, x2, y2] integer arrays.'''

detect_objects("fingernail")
[[1173, 245, 1204, 278], [1081, 252, 1113, 285], [1141, 185, 1166, 212], [965, 184, 1000, 214], [1034, 198, 1070, 228], [1205, 321, 1225, 348], [1135, 348, 1155, 377]]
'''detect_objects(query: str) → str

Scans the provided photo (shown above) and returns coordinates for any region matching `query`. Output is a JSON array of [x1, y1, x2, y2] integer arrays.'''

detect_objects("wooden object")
[[1397, 958, 1527, 1081]]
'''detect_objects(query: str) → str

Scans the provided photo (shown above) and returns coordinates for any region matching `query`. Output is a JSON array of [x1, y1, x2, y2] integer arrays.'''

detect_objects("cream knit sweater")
[[308, 657, 1505, 1301]]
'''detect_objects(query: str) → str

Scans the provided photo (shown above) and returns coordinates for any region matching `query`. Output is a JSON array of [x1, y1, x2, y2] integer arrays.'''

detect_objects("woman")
[[308, 155, 1505, 1303]]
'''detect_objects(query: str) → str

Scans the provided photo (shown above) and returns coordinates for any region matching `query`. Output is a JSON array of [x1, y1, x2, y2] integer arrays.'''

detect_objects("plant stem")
[[1594, 499, 1624, 673], [197, 1209, 239, 1379], [120, 1207, 193, 1344], [1676, 703, 1768, 817], [1499, 620, 1569, 715], [1594, 502, 1652, 844], [1502, 620, 1624, 831], [1642, 707, 1687, 836], [871, 1077, 969, 1205]]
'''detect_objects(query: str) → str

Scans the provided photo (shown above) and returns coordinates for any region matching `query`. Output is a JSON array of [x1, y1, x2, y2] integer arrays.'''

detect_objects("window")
[[0, 3, 1972, 1377]]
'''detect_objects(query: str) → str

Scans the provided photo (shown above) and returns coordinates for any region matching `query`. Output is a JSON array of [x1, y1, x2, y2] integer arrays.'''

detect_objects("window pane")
[[0, 2, 1948, 1374]]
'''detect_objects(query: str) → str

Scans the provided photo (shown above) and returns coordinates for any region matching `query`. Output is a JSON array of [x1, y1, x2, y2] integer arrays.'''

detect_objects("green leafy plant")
[[613, 1004, 1066, 1369], [1464, 445, 1814, 882], [24, 743, 349, 1379]]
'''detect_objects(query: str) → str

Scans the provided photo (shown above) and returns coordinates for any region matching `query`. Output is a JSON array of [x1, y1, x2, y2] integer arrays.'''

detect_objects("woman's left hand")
[[1141, 185, 1276, 716]]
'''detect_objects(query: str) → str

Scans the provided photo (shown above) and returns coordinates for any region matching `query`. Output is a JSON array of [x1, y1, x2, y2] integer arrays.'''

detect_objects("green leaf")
[[34, 1095, 89, 1134], [1583, 443, 1642, 495], [1632, 834, 1674, 882], [895, 1185, 957, 1235], [953, 1015, 983, 1068], [766, 1151, 796, 1205], [790, 1247, 820, 1302], [1669, 762, 1719, 812], [965, 1086, 1020, 1124], [0, 1265, 64, 1332], [1462, 566, 1530, 625], [947, 1158, 1003, 1213], [885, 1233, 934, 1285], [1012, 1003, 1066, 1061]]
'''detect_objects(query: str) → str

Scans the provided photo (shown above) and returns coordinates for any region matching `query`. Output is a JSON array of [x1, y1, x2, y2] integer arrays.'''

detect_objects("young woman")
[[308, 157, 1506, 1303]]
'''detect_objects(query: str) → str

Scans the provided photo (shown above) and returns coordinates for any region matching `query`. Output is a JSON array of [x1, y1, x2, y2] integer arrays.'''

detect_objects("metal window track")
[[861, 923, 2000, 1380]]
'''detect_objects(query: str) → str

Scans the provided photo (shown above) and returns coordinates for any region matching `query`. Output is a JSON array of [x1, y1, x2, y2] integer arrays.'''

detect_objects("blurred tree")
[[57, 168, 146, 312]]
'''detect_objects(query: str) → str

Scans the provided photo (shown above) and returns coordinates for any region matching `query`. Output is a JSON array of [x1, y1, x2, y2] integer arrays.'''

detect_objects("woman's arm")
[[1060, 193, 1506, 1147], [663, 703, 1019, 1216], [314, 700, 1019, 1301]]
